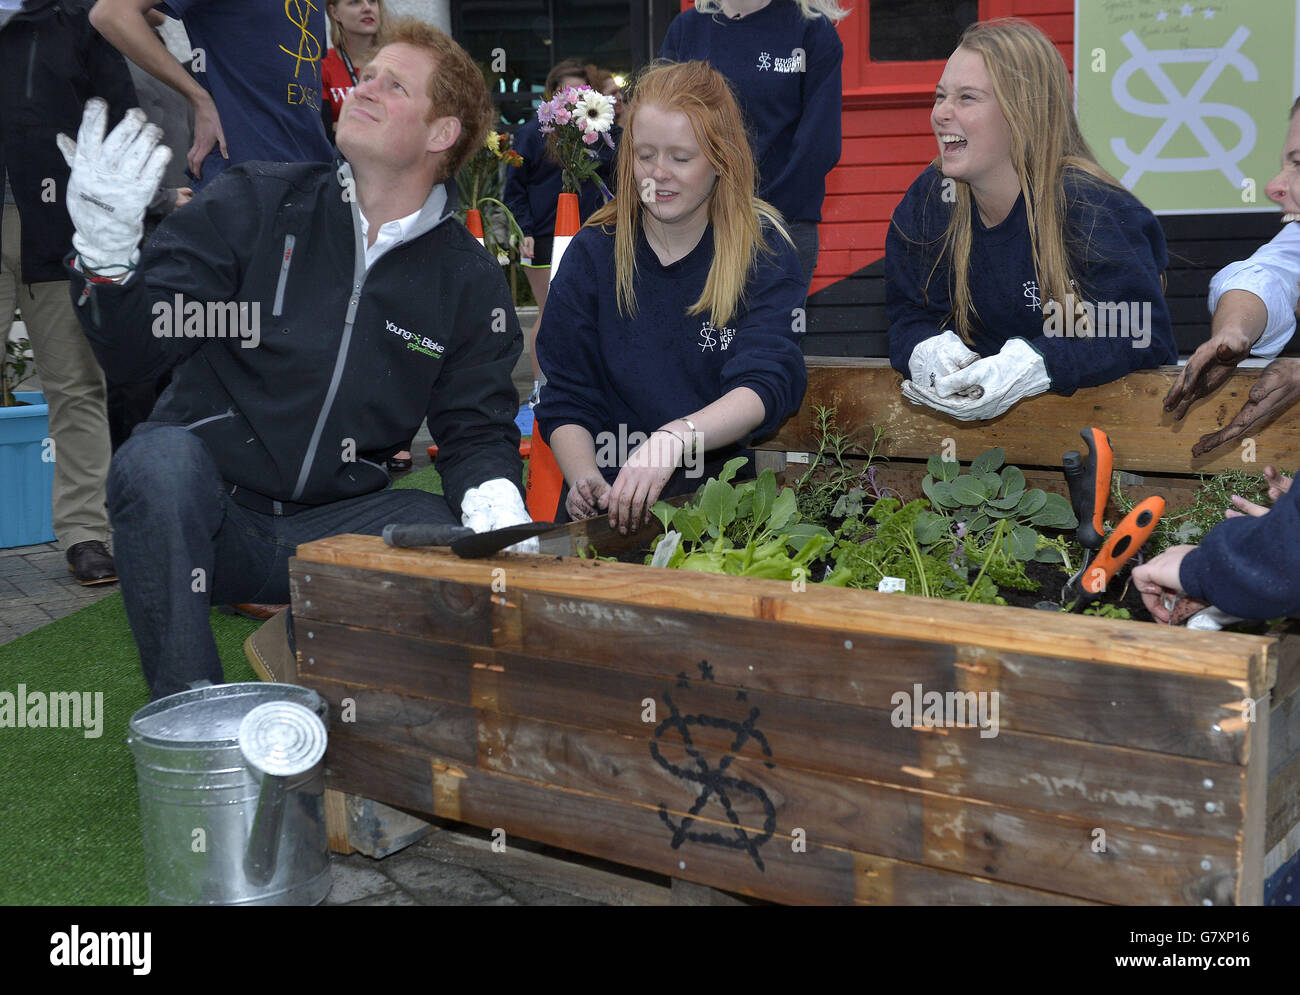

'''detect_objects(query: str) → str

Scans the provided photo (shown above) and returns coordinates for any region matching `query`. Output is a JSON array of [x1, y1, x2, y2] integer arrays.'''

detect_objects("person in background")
[[660, 0, 846, 294], [321, 0, 385, 139], [0, 0, 136, 585], [534, 59, 807, 534], [887, 18, 1177, 421], [109, 6, 193, 452], [503, 59, 616, 396], [1163, 97, 1300, 456], [89, 0, 333, 188]]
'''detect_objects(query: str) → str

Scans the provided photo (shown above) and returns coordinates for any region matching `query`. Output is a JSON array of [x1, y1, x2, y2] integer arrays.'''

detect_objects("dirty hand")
[[607, 431, 682, 535], [56, 99, 170, 275], [565, 472, 610, 521], [1163, 328, 1253, 421], [1132, 545, 1208, 623], [1225, 465, 1292, 518], [1189, 358, 1300, 456], [188, 92, 228, 180]]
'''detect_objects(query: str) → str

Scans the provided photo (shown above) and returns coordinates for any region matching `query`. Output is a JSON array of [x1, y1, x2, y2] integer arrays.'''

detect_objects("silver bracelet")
[[680, 418, 698, 457]]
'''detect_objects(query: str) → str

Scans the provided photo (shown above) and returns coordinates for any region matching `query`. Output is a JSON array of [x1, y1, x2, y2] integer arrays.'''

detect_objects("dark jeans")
[[788, 220, 820, 296], [108, 425, 458, 699]]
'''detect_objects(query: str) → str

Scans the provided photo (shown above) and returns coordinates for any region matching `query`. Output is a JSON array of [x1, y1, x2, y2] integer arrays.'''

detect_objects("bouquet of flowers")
[[538, 86, 616, 196]]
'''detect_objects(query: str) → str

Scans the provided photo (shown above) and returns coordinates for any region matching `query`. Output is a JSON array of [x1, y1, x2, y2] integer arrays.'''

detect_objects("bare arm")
[[1164, 289, 1267, 419], [90, 0, 227, 178]]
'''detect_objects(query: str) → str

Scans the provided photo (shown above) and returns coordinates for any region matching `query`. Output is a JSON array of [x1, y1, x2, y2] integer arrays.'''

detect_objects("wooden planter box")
[[288, 360, 1300, 905]]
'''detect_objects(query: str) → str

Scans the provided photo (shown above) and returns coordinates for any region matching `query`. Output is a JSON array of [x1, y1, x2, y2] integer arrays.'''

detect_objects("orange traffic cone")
[[526, 192, 581, 521], [464, 208, 485, 246]]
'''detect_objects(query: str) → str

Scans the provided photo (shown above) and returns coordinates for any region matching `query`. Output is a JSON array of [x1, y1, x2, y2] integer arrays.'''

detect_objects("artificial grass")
[[0, 465, 459, 905], [0, 596, 260, 905]]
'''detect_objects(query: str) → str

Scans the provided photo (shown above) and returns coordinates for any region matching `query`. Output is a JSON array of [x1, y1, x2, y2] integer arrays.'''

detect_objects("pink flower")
[[536, 100, 554, 125], [539, 124, 554, 135], [553, 105, 572, 126], [582, 129, 599, 145], [602, 131, 615, 150]]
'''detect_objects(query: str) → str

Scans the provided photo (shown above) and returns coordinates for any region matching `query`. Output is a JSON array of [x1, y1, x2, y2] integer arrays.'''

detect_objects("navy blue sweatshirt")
[[1181, 480, 1300, 619], [502, 117, 618, 241], [660, 1, 842, 223], [887, 166, 1178, 394], [534, 221, 808, 491]]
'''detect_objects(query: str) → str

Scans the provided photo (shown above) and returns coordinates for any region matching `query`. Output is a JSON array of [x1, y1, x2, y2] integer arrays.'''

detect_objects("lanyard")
[[338, 46, 359, 87]]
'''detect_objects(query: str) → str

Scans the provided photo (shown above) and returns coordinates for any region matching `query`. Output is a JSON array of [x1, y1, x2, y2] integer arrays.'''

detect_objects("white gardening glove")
[[907, 330, 981, 396], [461, 477, 538, 552], [56, 98, 171, 276], [908, 338, 1051, 421]]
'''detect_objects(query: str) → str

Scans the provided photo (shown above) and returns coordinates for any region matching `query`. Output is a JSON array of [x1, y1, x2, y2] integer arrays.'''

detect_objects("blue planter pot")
[[0, 390, 56, 548]]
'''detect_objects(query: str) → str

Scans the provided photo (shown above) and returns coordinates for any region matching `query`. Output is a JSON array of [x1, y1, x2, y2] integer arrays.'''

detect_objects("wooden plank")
[[324, 788, 353, 855], [1237, 698, 1269, 906], [1267, 752, 1300, 855], [321, 727, 1094, 905], [757, 360, 1300, 475], [296, 618, 1246, 833], [472, 708, 1243, 905], [290, 545, 1274, 689]]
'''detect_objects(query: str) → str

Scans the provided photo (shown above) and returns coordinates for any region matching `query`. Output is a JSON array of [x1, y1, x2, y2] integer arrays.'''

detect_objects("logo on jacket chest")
[[385, 319, 444, 359], [699, 318, 735, 352]]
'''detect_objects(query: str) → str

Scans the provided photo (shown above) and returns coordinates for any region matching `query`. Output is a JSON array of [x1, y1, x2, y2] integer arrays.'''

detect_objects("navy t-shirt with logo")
[[660, 0, 843, 223], [161, 0, 333, 188], [534, 222, 808, 492]]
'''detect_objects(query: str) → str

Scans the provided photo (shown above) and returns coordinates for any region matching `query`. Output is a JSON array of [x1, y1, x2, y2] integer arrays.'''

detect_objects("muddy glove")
[[461, 478, 537, 552], [56, 98, 171, 277], [920, 338, 1051, 421], [907, 330, 981, 395]]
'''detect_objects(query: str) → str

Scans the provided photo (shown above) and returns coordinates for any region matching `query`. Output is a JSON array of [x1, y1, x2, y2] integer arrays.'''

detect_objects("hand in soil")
[[1226, 465, 1292, 518], [1189, 357, 1300, 456], [566, 474, 610, 521], [1164, 330, 1253, 420], [607, 433, 680, 534], [1132, 545, 1208, 623]]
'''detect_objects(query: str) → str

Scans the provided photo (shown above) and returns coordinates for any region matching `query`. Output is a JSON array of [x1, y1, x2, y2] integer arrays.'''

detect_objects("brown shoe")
[[243, 609, 294, 683], [220, 602, 288, 621], [66, 541, 118, 586]]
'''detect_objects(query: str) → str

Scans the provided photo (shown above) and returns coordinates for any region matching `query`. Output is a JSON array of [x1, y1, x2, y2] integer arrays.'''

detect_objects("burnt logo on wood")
[[649, 689, 777, 871]]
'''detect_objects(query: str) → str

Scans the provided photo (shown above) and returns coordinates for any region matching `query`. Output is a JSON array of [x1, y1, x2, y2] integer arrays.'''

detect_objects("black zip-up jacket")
[[68, 160, 524, 515], [0, 0, 136, 282]]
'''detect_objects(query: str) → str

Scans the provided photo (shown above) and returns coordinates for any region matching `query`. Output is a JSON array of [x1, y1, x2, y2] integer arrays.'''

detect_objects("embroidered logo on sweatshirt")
[[1022, 280, 1041, 310], [699, 318, 736, 352], [757, 51, 804, 73], [385, 319, 445, 359]]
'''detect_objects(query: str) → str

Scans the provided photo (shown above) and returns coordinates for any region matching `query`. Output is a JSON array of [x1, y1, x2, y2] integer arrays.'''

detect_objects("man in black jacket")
[[63, 19, 530, 699], [0, 0, 134, 583]]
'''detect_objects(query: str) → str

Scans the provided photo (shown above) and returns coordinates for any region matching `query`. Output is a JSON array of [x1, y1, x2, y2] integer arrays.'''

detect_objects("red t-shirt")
[[320, 48, 356, 124]]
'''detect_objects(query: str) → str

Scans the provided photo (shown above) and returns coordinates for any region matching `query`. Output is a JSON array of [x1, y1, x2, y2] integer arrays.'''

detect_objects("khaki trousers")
[[0, 202, 110, 548]]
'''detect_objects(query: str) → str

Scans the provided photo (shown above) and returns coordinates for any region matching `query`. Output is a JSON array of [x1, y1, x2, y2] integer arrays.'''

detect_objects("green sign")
[[1076, 0, 1299, 214]]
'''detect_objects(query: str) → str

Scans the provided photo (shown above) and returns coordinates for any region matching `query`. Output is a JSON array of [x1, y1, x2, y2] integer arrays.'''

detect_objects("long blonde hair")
[[923, 18, 1125, 342], [587, 59, 791, 328], [692, 0, 850, 22], [327, 0, 387, 56]]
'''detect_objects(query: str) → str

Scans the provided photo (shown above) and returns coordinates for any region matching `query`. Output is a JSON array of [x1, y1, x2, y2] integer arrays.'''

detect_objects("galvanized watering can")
[[127, 683, 330, 905]]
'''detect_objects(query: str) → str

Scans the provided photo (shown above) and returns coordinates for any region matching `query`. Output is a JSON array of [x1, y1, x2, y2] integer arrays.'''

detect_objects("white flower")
[[574, 91, 615, 134]]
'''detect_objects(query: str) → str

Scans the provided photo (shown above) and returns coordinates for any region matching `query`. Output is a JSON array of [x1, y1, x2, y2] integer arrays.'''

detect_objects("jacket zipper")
[[292, 171, 368, 501], [272, 234, 295, 316]]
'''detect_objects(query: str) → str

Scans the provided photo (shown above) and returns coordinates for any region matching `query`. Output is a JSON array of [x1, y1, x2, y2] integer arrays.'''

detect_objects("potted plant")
[[0, 332, 55, 547]]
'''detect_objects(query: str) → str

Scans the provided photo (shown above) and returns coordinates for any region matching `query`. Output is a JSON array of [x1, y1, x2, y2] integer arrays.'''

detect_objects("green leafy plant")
[[1083, 603, 1132, 620], [648, 458, 845, 583], [1112, 469, 1272, 557], [1, 334, 36, 407], [794, 406, 890, 524]]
